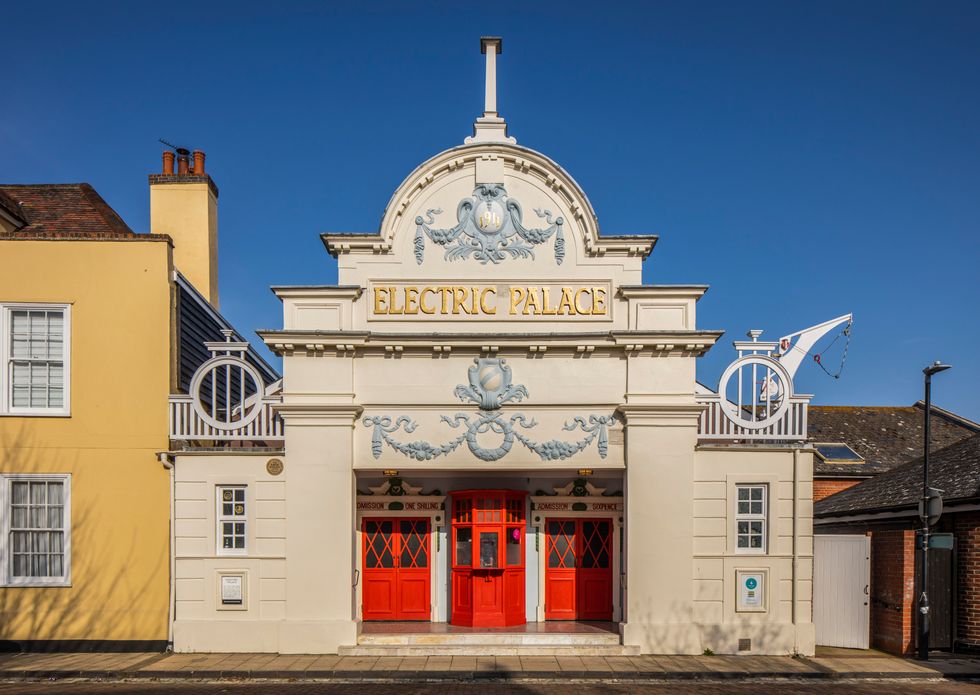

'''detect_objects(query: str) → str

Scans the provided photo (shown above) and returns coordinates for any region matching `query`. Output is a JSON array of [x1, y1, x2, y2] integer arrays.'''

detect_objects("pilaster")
[[277, 404, 362, 653], [619, 403, 703, 654]]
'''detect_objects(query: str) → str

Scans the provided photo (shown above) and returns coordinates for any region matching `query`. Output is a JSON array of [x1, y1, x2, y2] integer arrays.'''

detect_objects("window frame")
[[216, 485, 248, 556], [734, 483, 768, 555], [0, 303, 72, 417], [0, 473, 72, 587]]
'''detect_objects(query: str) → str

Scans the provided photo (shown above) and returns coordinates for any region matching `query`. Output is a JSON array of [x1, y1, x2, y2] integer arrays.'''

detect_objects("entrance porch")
[[354, 474, 624, 629]]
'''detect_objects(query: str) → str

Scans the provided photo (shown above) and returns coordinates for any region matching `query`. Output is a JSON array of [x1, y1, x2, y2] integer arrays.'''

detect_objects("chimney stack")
[[150, 146, 220, 307], [193, 150, 205, 176]]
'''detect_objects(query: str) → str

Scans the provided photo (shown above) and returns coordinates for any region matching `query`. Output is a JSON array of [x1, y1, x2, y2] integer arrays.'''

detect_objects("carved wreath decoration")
[[414, 184, 565, 265], [363, 358, 615, 463]]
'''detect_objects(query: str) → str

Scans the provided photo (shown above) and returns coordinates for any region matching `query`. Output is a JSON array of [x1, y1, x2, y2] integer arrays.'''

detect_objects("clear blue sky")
[[3, 1, 978, 418]]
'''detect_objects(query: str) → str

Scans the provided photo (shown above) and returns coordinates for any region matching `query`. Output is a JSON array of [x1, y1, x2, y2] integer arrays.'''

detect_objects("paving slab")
[[520, 656, 560, 672], [422, 656, 453, 672], [493, 656, 523, 673]]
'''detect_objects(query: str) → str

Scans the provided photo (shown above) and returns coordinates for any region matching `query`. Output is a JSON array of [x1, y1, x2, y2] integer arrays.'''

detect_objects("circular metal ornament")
[[718, 354, 793, 430], [266, 458, 284, 476], [189, 355, 265, 431]]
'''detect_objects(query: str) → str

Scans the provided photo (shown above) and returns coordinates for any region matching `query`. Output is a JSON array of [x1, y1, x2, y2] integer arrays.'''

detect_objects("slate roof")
[[814, 433, 980, 517], [0, 184, 146, 238], [808, 404, 979, 477]]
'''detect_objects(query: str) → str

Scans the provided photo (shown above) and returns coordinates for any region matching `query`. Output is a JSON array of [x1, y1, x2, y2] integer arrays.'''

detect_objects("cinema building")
[[166, 38, 817, 656]]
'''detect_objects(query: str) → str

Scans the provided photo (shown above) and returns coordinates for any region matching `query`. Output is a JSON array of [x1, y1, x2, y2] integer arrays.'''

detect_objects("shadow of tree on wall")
[[0, 426, 169, 651], [626, 595, 810, 656]]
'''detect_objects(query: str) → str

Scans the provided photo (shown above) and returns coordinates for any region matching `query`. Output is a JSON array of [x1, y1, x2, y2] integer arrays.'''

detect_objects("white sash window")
[[1, 474, 71, 586], [735, 484, 768, 554], [2, 304, 70, 415]]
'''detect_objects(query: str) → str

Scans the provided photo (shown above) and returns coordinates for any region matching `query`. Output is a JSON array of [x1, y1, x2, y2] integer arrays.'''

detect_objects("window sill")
[[0, 411, 71, 418], [2, 580, 72, 588]]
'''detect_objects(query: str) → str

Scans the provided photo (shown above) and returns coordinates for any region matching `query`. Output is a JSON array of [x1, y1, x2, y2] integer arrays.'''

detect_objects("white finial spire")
[[465, 36, 516, 145], [483, 37, 499, 115]]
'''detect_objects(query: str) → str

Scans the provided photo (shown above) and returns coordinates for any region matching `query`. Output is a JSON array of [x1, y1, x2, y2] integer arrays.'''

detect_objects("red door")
[[362, 518, 430, 621], [545, 518, 613, 621]]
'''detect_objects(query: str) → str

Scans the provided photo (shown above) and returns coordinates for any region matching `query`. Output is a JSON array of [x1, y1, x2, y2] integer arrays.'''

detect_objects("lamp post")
[[917, 361, 951, 661]]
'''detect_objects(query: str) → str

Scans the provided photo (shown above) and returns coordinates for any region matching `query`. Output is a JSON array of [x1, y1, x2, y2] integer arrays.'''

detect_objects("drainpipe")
[[792, 447, 799, 631], [157, 452, 176, 651]]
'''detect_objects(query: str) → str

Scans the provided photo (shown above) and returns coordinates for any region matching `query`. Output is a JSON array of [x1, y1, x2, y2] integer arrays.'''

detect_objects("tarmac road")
[[0, 680, 978, 694]]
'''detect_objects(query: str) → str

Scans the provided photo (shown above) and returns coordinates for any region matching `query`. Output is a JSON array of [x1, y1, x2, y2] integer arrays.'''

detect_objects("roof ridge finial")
[[465, 36, 517, 145]]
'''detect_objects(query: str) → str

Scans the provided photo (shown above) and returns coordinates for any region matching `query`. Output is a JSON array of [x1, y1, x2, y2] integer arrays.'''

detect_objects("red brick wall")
[[871, 530, 916, 656], [813, 479, 862, 502], [955, 511, 980, 650]]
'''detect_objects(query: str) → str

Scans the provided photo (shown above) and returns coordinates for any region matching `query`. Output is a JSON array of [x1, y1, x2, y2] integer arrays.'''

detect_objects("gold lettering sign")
[[369, 282, 611, 321]]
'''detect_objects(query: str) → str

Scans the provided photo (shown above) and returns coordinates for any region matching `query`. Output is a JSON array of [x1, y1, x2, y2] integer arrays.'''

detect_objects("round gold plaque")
[[266, 458, 284, 476]]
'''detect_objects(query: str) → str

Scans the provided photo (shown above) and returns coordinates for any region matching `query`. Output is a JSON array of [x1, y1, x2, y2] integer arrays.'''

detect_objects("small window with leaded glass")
[[735, 484, 767, 554], [217, 486, 247, 555]]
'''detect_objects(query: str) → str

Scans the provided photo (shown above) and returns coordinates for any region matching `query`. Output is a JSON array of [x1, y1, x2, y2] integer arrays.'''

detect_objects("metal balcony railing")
[[697, 393, 809, 441], [169, 394, 283, 442]]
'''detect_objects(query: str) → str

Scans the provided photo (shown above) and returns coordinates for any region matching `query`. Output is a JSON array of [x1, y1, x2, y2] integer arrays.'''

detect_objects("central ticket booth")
[[449, 490, 526, 627]]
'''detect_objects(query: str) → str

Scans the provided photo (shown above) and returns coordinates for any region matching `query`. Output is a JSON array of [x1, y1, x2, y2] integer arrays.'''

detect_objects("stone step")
[[339, 644, 641, 657], [357, 632, 622, 646]]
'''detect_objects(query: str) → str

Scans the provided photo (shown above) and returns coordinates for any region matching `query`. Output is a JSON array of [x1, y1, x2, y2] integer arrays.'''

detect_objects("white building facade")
[[167, 39, 816, 656]]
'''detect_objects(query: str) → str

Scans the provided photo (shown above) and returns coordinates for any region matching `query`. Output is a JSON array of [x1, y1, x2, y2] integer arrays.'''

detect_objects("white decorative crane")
[[760, 313, 853, 402]]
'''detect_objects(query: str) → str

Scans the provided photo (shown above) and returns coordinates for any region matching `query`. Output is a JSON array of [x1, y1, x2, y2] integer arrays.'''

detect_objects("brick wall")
[[955, 511, 980, 650], [813, 478, 862, 502], [871, 530, 916, 656]]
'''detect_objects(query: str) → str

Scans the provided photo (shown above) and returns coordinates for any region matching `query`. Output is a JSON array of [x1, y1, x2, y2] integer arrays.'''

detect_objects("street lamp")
[[917, 361, 951, 661]]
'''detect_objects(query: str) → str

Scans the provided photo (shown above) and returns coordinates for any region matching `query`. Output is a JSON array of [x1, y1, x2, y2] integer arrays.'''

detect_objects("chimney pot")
[[162, 150, 175, 175], [193, 150, 206, 176], [177, 152, 190, 175]]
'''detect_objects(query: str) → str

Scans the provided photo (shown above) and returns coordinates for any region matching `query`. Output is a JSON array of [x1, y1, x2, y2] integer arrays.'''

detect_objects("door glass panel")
[[506, 526, 522, 566], [582, 520, 610, 569], [365, 520, 394, 568], [479, 531, 499, 568], [455, 527, 472, 566], [547, 520, 576, 568], [400, 519, 428, 568]]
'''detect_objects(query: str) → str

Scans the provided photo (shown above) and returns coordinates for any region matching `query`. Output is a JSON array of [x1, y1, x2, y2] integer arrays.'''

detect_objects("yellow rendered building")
[[0, 152, 274, 648]]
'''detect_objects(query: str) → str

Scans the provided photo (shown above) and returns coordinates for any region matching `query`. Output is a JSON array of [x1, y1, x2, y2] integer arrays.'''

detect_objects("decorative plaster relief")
[[414, 184, 565, 265], [362, 358, 615, 463]]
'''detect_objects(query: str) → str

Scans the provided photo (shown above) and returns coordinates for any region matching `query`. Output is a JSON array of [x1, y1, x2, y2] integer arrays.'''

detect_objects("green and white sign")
[[737, 571, 766, 612]]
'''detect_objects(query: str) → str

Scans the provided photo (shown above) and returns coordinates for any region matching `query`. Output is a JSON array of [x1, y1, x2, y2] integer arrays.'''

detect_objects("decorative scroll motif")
[[414, 184, 565, 265], [363, 358, 615, 463], [555, 479, 607, 497], [366, 478, 422, 496]]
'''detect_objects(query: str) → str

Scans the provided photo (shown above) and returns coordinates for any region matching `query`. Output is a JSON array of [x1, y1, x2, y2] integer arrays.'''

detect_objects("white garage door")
[[814, 534, 870, 649]]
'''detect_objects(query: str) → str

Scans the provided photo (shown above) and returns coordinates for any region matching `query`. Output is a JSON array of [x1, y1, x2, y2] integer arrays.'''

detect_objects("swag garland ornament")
[[363, 358, 615, 463], [414, 184, 565, 265]]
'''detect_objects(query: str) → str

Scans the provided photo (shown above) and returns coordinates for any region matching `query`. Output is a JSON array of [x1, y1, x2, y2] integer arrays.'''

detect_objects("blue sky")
[[3, 1, 978, 418]]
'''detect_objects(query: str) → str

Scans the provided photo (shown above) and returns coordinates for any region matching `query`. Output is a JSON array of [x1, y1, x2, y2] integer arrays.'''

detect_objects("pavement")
[[0, 647, 977, 683]]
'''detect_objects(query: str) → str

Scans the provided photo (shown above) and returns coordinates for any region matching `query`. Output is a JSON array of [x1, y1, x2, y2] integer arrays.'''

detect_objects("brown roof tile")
[[814, 433, 980, 516], [808, 404, 979, 477], [0, 183, 136, 238]]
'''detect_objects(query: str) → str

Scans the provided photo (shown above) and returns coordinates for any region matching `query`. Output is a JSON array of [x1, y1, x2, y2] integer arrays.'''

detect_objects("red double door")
[[362, 518, 430, 621], [545, 518, 613, 621]]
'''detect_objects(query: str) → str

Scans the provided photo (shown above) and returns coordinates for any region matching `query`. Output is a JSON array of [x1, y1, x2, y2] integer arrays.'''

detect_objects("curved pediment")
[[322, 142, 656, 285]]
